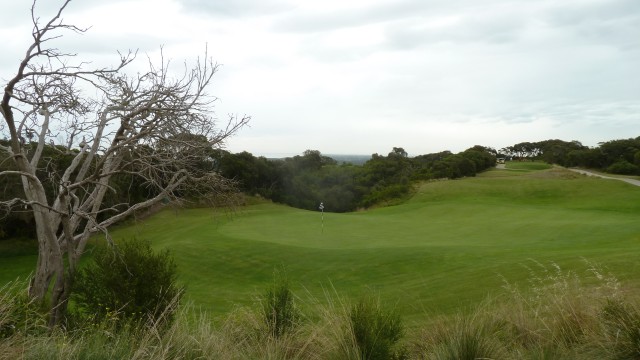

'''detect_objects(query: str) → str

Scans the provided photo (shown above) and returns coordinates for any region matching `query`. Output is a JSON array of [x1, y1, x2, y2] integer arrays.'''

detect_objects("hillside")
[[2, 164, 640, 324]]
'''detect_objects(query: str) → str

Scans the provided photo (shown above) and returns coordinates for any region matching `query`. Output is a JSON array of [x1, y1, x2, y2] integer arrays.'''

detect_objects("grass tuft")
[[348, 295, 405, 360], [260, 271, 300, 338]]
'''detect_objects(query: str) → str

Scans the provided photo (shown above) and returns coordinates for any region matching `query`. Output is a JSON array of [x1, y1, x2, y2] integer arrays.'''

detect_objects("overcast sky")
[[1, 0, 639, 156]]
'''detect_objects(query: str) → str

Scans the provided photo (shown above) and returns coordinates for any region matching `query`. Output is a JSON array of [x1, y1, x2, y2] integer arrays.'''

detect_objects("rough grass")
[[2, 166, 640, 325], [4, 265, 640, 359]]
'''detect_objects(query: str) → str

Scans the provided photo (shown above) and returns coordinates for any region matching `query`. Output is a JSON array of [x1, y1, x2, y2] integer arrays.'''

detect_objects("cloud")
[[543, 0, 640, 50], [0, 0, 133, 27], [2, 0, 639, 156], [177, 0, 292, 18]]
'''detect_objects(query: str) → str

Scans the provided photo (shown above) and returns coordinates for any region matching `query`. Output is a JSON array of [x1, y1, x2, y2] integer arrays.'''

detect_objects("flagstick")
[[319, 202, 324, 234]]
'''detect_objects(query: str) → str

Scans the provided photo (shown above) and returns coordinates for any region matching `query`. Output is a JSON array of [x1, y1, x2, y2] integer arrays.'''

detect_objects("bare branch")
[[1, 1, 248, 327]]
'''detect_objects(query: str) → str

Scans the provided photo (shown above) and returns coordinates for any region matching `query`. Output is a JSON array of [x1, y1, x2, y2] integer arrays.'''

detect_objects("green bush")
[[607, 160, 639, 175], [349, 297, 405, 360], [72, 238, 183, 326], [260, 272, 299, 338]]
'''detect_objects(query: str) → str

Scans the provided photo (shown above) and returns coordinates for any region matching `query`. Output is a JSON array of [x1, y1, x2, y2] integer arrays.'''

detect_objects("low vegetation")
[[260, 272, 300, 338], [3, 264, 640, 359], [72, 238, 183, 327], [349, 296, 405, 360]]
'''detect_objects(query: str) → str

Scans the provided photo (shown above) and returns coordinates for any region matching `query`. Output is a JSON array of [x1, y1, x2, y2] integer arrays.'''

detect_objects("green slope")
[[2, 165, 640, 324]]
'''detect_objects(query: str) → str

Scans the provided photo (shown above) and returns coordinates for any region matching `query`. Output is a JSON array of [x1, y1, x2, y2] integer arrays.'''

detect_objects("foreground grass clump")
[[349, 296, 405, 360], [260, 271, 300, 338], [4, 264, 640, 359], [599, 299, 640, 359]]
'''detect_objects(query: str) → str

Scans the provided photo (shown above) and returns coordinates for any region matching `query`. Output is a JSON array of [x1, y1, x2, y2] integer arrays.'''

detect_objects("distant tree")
[[567, 148, 603, 168], [389, 147, 408, 158], [212, 150, 279, 197], [537, 139, 586, 166], [461, 145, 496, 172], [599, 138, 640, 166], [511, 142, 537, 160], [357, 149, 414, 207]]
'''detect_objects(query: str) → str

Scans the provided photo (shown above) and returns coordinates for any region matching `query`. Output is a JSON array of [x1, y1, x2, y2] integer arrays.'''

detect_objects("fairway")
[[3, 165, 640, 325]]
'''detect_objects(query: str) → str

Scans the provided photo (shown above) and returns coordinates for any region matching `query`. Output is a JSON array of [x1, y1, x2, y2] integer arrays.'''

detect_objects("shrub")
[[607, 160, 639, 175], [260, 272, 299, 338], [72, 238, 183, 327], [349, 296, 405, 360]]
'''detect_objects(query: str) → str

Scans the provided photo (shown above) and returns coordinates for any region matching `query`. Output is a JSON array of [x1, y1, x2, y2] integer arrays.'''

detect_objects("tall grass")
[[260, 272, 300, 338], [410, 262, 634, 359], [349, 296, 405, 360], [4, 264, 640, 359]]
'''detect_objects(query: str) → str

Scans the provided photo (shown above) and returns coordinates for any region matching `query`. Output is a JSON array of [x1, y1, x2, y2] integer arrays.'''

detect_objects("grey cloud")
[[275, 1, 528, 61], [384, 14, 523, 51], [504, 100, 640, 128], [0, 0, 131, 26], [273, 1, 526, 64], [277, 0, 640, 55], [272, 0, 503, 34], [545, 0, 640, 27], [273, 6, 394, 33], [177, 0, 292, 18], [544, 0, 640, 50]]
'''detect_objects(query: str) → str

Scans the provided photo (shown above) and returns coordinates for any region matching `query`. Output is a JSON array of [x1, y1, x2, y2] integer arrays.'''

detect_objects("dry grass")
[[409, 261, 629, 359], [4, 265, 640, 359]]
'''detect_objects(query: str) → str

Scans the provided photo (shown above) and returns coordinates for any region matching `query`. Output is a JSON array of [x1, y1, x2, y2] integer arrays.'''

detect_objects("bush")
[[607, 160, 639, 175], [72, 238, 183, 326], [349, 297, 405, 360], [260, 272, 299, 338]]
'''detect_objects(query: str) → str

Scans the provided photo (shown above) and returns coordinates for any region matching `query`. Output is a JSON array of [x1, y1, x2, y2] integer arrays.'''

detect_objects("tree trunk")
[[20, 167, 67, 327], [48, 267, 71, 327], [29, 238, 55, 300]]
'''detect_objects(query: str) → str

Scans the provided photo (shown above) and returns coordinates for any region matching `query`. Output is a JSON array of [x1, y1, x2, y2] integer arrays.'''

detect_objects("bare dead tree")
[[0, 0, 249, 326]]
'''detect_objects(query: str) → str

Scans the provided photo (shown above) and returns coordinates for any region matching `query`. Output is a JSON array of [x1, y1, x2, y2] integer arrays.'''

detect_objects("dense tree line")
[[500, 137, 640, 175], [212, 145, 497, 213]]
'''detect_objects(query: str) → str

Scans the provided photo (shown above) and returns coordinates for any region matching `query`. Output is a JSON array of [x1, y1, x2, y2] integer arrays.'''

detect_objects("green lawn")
[[2, 166, 640, 326]]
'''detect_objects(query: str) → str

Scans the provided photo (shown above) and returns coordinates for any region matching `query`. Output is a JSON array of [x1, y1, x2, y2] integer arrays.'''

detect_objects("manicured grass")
[[2, 166, 640, 325], [504, 160, 553, 171]]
